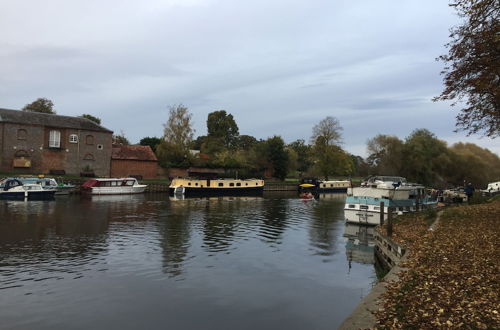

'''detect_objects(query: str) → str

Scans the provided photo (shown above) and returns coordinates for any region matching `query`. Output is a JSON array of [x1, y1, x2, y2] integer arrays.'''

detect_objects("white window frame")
[[69, 134, 79, 143], [49, 130, 61, 148]]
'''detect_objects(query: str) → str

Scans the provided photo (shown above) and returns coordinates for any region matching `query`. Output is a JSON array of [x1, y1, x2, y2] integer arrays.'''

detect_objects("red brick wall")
[[110, 160, 158, 179]]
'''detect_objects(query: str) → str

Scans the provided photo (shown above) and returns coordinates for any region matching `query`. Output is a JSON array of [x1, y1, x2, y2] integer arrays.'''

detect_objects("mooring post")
[[380, 201, 385, 225], [387, 206, 393, 237]]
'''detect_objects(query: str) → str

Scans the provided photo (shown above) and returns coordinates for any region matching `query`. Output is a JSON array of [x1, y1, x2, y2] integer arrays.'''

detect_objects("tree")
[[257, 136, 289, 180], [288, 139, 313, 175], [366, 135, 405, 175], [206, 110, 239, 149], [237, 135, 258, 150], [80, 114, 101, 125], [310, 117, 347, 179], [112, 131, 130, 145], [156, 104, 195, 168], [310, 116, 343, 146], [434, 0, 500, 137], [401, 129, 450, 186], [140, 137, 161, 153], [22, 98, 56, 114]]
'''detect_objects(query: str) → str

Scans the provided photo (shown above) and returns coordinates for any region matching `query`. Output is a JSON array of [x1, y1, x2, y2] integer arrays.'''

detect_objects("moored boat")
[[81, 178, 147, 195], [0, 178, 56, 200], [344, 176, 437, 226], [169, 178, 264, 197], [15, 177, 76, 195], [299, 178, 351, 193]]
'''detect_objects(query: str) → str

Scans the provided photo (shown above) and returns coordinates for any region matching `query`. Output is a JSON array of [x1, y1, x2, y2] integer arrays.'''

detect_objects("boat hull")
[[169, 186, 264, 197], [89, 185, 147, 195], [0, 190, 56, 200]]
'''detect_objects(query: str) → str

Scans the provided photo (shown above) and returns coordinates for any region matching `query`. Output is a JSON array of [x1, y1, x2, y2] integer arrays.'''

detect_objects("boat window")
[[374, 206, 380, 210], [188, 182, 191, 186], [229, 183, 234, 187], [246, 183, 248, 186], [111, 181, 118, 186], [330, 184, 334, 187], [360, 205, 369, 210], [126, 180, 134, 186], [236, 183, 241, 187], [195, 182, 198, 186], [348, 204, 355, 208], [218, 183, 224, 187], [399, 207, 404, 211], [256, 182, 258, 186]]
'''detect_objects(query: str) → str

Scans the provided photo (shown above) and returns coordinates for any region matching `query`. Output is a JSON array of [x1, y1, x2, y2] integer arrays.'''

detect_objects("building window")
[[69, 134, 78, 143], [97, 144, 103, 150], [49, 130, 61, 148], [17, 129, 27, 140], [86, 135, 94, 145], [83, 153, 95, 161]]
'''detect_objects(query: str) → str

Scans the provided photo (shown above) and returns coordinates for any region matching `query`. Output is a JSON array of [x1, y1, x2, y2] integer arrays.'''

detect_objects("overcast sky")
[[1, 0, 498, 156]]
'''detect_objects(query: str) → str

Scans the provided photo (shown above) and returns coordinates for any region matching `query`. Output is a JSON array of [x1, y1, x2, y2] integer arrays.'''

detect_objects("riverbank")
[[355, 199, 500, 328]]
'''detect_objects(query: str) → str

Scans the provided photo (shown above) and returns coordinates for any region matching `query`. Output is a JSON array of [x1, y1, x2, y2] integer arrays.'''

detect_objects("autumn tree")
[[22, 97, 56, 114], [156, 104, 195, 167], [434, 0, 500, 137], [80, 114, 101, 125], [206, 110, 239, 149]]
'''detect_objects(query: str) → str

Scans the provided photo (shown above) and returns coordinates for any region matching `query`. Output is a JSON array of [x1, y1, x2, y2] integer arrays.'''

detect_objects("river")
[[0, 192, 375, 330]]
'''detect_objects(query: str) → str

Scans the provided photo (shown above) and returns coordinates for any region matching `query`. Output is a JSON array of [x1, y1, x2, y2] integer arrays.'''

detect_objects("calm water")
[[0, 192, 375, 330]]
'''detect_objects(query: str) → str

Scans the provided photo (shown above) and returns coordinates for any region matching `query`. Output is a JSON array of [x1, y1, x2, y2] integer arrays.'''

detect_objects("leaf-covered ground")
[[374, 200, 500, 329]]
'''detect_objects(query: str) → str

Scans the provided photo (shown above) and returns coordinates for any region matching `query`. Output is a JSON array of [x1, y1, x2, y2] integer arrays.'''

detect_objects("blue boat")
[[344, 176, 437, 225], [0, 178, 56, 200]]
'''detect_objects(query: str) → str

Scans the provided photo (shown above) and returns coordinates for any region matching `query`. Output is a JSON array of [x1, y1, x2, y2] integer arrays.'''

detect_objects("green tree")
[[140, 137, 161, 153], [207, 110, 239, 149], [156, 104, 195, 168], [401, 129, 450, 186], [434, 0, 500, 137], [366, 135, 405, 175], [288, 139, 313, 175], [258, 136, 289, 180], [22, 97, 56, 114], [237, 135, 258, 150], [80, 114, 101, 125]]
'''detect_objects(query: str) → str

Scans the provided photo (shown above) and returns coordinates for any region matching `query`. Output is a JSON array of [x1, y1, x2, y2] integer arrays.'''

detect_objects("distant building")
[[111, 145, 158, 179], [0, 108, 113, 176]]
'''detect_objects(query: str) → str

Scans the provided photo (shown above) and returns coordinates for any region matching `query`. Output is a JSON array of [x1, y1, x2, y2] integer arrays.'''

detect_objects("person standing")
[[465, 182, 474, 203]]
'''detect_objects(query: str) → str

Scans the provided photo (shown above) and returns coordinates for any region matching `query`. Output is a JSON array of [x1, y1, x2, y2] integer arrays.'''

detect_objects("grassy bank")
[[375, 200, 500, 328]]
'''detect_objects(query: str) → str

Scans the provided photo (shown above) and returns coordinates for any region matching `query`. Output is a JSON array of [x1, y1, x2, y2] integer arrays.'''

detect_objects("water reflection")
[[343, 223, 375, 265], [0, 193, 376, 330]]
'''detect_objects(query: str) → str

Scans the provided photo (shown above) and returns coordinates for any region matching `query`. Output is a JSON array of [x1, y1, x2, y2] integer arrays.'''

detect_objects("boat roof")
[[92, 178, 138, 181]]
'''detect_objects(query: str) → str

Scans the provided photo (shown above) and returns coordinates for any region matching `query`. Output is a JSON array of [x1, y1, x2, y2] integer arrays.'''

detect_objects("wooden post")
[[387, 206, 393, 237], [379, 201, 385, 225]]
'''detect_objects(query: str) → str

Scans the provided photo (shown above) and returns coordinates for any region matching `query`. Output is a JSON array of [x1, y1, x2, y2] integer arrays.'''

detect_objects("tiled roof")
[[112, 145, 158, 161], [0, 108, 113, 133]]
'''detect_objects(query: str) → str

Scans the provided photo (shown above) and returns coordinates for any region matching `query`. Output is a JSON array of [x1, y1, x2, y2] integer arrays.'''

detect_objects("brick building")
[[0, 108, 113, 176], [110, 145, 158, 179]]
